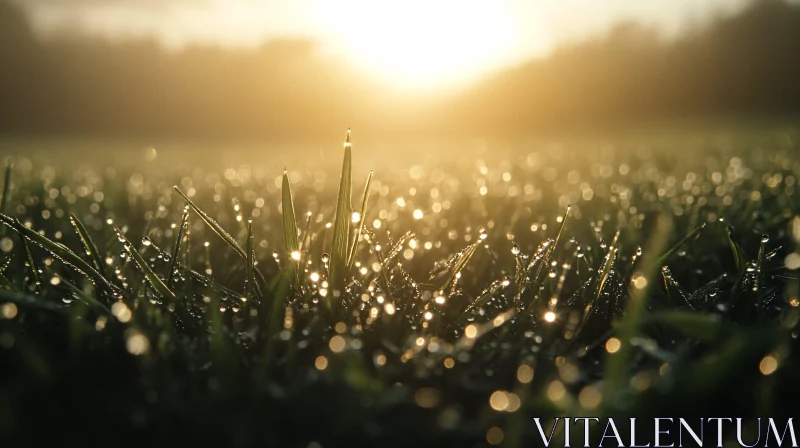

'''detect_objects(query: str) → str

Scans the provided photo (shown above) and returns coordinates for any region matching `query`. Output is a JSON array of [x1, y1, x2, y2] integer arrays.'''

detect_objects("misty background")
[[0, 0, 799, 144]]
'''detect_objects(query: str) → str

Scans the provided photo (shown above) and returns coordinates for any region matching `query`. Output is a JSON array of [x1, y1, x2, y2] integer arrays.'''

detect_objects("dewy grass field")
[[1, 128, 799, 446]]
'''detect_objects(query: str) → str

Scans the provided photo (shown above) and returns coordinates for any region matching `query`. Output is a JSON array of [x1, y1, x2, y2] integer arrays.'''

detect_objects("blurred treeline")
[[0, 0, 798, 142]]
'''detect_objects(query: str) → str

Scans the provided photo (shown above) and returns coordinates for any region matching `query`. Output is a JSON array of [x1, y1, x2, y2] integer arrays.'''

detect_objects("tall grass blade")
[[0, 272, 11, 290], [604, 215, 672, 401], [174, 186, 245, 258], [441, 241, 479, 293], [726, 225, 747, 274], [0, 162, 10, 238], [167, 206, 189, 287], [526, 205, 570, 306], [661, 266, 695, 309], [0, 213, 120, 295], [329, 129, 353, 293], [113, 225, 176, 300], [578, 228, 621, 330], [657, 222, 705, 266], [173, 186, 266, 291], [70, 214, 107, 278], [0, 256, 12, 290], [246, 218, 256, 299], [281, 169, 300, 257], [18, 222, 41, 291], [347, 170, 373, 270], [300, 211, 313, 251], [281, 170, 300, 289], [55, 274, 111, 315], [451, 278, 506, 327]]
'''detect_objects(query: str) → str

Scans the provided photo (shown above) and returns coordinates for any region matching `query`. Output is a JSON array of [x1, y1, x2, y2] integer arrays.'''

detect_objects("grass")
[[0, 129, 799, 446]]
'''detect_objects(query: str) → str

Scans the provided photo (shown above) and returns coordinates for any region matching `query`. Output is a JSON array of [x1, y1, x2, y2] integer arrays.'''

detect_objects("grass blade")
[[526, 205, 571, 307], [173, 186, 266, 291], [0, 288, 66, 314], [441, 241, 479, 293], [0, 272, 11, 290], [656, 222, 705, 266], [70, 214, 107, 278], [329, 129, 353, 293], [246, 218, 256, 299], [451, 278, 506, 327], [281, 170, 300, 257], [113, 225, 176, 300], [604, 215, 672, 401], [726, 225, 747, 274], [347, 170, 373, 270], [281, 170, 300, 289], [0, 162, 10, 238], [0, 213, 120, 296], [18, 223, 42, 291], [173, 186, 245, 258], [0, 256, 12, 289], [167, 206, 190, 287], [54, 274, 112, 315], [578, 228, 621, 330]]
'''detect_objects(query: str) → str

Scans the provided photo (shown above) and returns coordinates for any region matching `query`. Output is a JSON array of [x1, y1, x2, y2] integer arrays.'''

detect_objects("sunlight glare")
[[318, 0, 519, 89]]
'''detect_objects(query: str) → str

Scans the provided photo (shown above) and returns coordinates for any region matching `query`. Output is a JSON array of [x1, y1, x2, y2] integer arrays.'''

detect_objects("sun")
[[315, 0, 520, 90]]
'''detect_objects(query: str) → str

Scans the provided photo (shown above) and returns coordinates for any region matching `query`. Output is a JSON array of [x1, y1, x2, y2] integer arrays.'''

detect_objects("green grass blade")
[[113, 225, 176, 300], [656, 222, 705, 266], [54, 274, 112, 315], [0, 288, 66, 314], [441, 241, 479, 293], [281, 170, 300, 289], [167, 206, 189, 287], [594, 229, 621, 303], [70, 214, 107, 278], [578, 228, 621, 330], [18, 223, 42, 291], [246, 218, 256, 299], [173, 186, 267, 291], [0, 257, 12, 290], [451, 278, 505, 327], [173, 186, 245, 258], [0, 272, 12, 290], [0, 213, 120, 296], [527, 205, 571, 306], [604, 215, 672, 402], [329, 129, 353, 293], [726, 225, 747, 274], [0, 162, 11, 238], [347, 170, 373, 270], [282, 169, 300, 257]]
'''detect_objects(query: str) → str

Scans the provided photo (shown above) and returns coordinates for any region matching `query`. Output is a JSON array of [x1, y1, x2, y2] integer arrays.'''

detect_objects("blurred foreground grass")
[[0, 129, 799, 446]]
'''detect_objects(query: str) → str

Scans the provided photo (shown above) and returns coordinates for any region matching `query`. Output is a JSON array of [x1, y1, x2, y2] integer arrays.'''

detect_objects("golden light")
[[489, 391, 509, 411], [319, 0, 520, 89], [1, 303, 18, 319], [486, 427, 504, 445], [606, 337, 621, 354], [578, 386, 602, 410], [329, 335, 346, 353], [759, 355, 778, 375], [516, 364, 534, 384]]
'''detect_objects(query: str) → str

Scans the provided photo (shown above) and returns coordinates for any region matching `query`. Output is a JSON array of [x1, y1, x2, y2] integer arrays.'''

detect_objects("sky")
[[21, 0, 752, 90]]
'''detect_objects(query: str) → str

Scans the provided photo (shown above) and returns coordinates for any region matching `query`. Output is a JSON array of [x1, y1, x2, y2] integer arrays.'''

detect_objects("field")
[[0, 128, 799, 446]]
